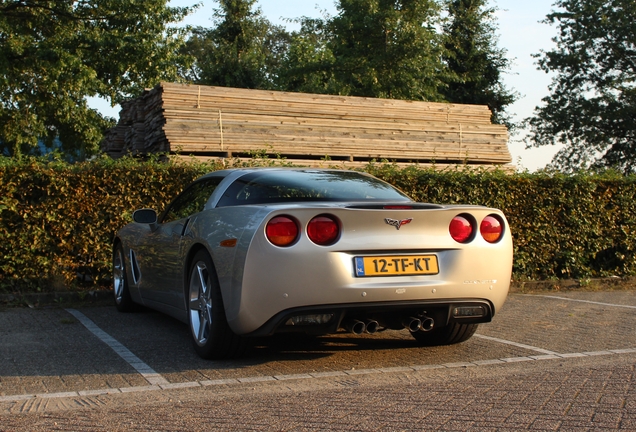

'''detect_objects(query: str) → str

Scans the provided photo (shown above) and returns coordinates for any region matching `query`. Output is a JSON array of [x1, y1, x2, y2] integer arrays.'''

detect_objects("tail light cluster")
[[449, 214, 504, 244], [266, 214, 340, 247], [267, 212, 503, 247], [307, 215, 340, 245], [265, 216, 299, 247]]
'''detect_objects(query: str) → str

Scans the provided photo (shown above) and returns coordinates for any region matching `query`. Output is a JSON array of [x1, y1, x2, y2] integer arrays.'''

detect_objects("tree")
[[180, 0, 289, 89], [330, 0, 446, 101], [441, 0, 517, 126], [0, 0, 194, 159], [526, 0, 636, 173], [279, 0, 446, 101], [275, 16, 337, 94]]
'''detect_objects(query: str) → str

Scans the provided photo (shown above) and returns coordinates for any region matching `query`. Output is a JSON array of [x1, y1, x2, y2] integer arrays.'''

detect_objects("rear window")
[[216, 170, 411, 207]]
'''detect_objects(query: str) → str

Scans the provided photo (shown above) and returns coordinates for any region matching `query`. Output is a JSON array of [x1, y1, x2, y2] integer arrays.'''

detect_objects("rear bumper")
[[245, 298, 494, 337], [227, 206, 513, 335]]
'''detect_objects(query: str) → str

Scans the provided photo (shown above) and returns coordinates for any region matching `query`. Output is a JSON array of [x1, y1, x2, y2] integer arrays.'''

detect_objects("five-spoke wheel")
[[187, 250, 246, 359], [189, 261, 214, 347]]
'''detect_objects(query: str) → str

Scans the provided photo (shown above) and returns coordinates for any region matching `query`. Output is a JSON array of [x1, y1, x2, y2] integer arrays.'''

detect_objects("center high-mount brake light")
[[449, 215, 474, 243], [384, 205, 413, 209], [307, 215, 340, 246], [266, 216, 298, 247]]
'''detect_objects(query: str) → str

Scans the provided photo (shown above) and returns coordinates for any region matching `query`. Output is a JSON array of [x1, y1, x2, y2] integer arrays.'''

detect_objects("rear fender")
[[185, 206, 271, 330]]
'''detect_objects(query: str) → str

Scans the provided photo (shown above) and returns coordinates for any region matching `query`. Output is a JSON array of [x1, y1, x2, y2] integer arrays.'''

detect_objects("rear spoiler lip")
[[345, 203, 444, 210]]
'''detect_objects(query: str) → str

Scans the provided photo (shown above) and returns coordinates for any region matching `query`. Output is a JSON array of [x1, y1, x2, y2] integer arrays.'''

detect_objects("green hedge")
[[1, 156, 635, 293], [0, 156, 218, 292], [367, 164, 636, 281]]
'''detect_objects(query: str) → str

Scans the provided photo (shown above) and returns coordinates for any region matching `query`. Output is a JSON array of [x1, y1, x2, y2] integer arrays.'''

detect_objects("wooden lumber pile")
[[101, 82, 512, 169]]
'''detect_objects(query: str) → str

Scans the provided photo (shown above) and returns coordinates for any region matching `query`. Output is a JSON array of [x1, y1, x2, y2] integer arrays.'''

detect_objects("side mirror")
[[133, 209, 158, 225]]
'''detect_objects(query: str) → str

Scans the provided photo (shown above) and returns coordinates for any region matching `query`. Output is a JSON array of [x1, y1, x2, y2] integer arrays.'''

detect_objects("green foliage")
[[328, 0, 446, 100], [366, 163, 636, 280], [179, 0, 290, 89], [2, 159, 636, 293], [278, 0, 447, 101], [0, 155, 219, 291], [0, 0, 195, 158], [526, 0, 636, 173], [441, 0, 517, 126], [275, 17, 337, 94]]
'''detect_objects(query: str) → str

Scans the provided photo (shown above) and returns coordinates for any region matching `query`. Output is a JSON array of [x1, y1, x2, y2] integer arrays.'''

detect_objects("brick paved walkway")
[[2, 353, 635, 431]]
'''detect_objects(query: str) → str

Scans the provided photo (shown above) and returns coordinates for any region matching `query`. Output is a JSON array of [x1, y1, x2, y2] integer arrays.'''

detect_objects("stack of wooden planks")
[[101, 82, 512, 169]]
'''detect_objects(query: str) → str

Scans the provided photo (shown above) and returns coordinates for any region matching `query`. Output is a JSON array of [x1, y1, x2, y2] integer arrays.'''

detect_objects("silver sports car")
[[113, 168, 513, 359]]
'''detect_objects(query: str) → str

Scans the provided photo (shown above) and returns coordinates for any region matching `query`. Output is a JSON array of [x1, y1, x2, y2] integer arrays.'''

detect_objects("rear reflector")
[[266, 216, 298, 247], [449, 215, 474, 243], [480, 215, 504, 243], [307, 215, 340, 246], [453, 306, 486, 317]]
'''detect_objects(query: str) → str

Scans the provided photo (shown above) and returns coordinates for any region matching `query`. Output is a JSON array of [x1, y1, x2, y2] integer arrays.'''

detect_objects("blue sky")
[[93, 0, 562, 171]]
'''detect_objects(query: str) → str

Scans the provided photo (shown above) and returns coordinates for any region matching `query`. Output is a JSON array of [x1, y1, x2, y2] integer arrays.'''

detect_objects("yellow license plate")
[[354, 255, 439, 277]]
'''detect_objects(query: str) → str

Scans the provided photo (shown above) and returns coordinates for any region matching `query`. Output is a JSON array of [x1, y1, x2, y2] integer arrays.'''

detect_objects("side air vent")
[[129, 249, 141, 284]]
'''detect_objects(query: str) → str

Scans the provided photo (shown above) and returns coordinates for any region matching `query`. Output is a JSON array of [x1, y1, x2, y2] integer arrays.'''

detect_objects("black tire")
[[187, 250, 247, 359], [113, 243, 136, 313], [411, 322, 478, 346]]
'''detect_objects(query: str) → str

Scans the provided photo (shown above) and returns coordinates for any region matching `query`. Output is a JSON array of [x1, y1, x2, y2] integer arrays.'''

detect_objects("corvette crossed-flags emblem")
[[385, 218, 413, 230]]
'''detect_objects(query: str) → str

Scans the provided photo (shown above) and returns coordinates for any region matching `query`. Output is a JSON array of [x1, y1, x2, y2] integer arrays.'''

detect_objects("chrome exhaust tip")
[[403, 317, 422, 332], [420, 317, 435, 332], [364, 320, 379, 334], [344, 319, 366, 335]]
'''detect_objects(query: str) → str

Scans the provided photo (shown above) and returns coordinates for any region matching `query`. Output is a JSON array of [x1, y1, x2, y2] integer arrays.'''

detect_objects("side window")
[[161, 177, 222, 223]]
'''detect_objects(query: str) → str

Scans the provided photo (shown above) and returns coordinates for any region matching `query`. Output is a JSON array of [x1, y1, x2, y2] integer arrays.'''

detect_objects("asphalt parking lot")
[[2, 290, 636, 430]]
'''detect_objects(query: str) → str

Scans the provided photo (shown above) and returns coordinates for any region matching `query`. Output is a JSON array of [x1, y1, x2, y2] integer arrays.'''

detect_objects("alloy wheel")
[[189, 261, 213, 346]]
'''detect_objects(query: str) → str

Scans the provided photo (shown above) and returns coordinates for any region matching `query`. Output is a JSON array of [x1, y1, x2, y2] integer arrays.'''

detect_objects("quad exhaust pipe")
[[343, 316, 433, 334]]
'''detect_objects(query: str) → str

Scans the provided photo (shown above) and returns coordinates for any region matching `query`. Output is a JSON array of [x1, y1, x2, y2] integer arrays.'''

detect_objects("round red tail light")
[[480, 215, 503, 243], [307, 215, 340, 246], [266, 216, 298, 247], [449, 215, 474, 243]]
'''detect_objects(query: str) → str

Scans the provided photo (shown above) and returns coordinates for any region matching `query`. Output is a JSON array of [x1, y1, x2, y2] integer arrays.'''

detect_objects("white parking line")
[[2, 347, 636, 404], [64, 309, 169, 386], [530, 295, 636, 309], [474, 334, 559, 355]]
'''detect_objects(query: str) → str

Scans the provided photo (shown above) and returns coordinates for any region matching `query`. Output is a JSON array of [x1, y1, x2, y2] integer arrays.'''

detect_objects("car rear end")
[[230, 203, 513, 337]]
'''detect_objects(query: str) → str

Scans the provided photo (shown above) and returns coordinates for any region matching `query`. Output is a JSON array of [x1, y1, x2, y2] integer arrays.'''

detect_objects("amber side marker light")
[[220, 238, 238, 248], [449, 215, 474, 243], [266, 216, 299, 247], [307, 215, 340, 246], [480, 215, 504, 243]]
